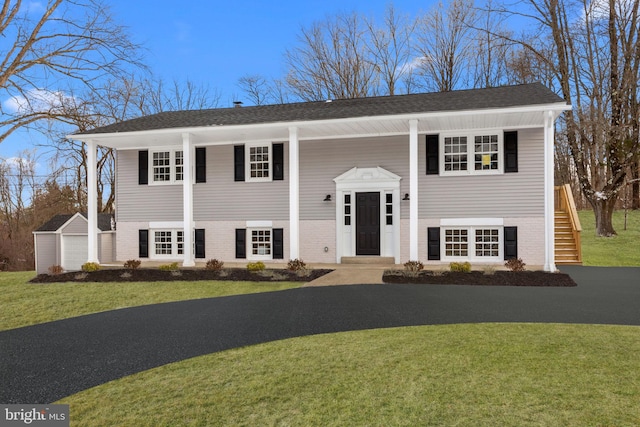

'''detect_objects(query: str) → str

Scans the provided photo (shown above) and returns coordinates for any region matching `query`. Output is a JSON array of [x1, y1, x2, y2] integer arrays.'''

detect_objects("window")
[[441, 133, 502, 175], [385, 193, 393, 225], [474, 135, 498, 171], [152, 230, 185, 257], [445, 229, 468, 257], [344, 194, 352, 226], [151, 150, 184, 184], [443, 226, 502, 260], [475, 229, 499, 257], [251, 229, 271, 258], [444, 136, 468, 172], [247, 144, 270, 181]]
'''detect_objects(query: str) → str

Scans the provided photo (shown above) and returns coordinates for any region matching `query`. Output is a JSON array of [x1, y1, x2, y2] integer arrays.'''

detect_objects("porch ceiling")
[[76, 104, 567, 150]]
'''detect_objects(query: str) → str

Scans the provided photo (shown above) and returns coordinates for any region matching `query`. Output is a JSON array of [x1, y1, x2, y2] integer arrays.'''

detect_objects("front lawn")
[[0, 271, 300, 331], [578, 209, 640, 266], [61, 323, 640, 427]]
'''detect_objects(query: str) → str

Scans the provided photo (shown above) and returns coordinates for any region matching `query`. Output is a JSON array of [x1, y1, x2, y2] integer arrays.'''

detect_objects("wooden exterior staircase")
[[554, 184, 582, 264]]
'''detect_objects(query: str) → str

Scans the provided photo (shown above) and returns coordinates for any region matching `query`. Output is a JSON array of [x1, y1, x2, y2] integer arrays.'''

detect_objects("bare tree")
[[285, 12, 378, 101], [237, 74, 273, 106], [500, 0, 640, 235], [414, 0, 477, 92], [0, 0, 143, 142], [364, 3, 416, 95]]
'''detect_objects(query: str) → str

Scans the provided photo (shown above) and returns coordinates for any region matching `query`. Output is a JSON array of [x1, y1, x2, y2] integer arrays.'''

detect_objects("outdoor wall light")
[[323, 194, 332, 202], [402, 193, 410, 200]]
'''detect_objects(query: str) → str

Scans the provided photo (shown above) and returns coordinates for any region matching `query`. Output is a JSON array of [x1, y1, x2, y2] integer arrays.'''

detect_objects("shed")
[[33, 213, 115, 274]]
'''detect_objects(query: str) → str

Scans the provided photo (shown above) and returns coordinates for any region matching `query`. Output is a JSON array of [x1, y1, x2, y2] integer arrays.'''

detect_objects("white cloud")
[[2, 88, 74, 114], [397, 56, 428, 76]]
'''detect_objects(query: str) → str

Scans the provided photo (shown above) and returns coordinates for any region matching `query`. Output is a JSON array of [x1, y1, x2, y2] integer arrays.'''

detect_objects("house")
[[33, 212, 115, 274], [67, 83, 570, 272]]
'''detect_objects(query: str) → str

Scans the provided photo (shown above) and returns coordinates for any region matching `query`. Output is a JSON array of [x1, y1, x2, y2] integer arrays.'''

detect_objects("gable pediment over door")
[[333, 167, 401, 190]]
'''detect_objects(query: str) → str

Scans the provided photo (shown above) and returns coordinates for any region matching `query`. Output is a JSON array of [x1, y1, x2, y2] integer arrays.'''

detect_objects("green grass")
[[0, 272, 300, 331], [578, 209, 640, 266], [60, 323, 640, 427]]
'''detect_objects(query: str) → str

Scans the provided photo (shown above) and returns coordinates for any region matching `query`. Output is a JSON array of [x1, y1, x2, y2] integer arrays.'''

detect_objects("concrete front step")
[[341, 256, 395, 265]]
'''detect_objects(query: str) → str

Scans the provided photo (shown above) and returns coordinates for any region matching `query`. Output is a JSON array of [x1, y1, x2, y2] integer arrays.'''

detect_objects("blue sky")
[[1, 0, 433, 162]]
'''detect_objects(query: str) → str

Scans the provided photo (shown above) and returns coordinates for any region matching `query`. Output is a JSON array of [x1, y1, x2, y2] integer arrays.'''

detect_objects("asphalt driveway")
[[1, 266, 638, 404]]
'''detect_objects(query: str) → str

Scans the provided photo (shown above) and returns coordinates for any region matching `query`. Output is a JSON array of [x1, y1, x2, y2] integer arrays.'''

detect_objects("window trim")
[[248, 228, 273, 261], [245, 142, 272, 182], [441, 225, 503, 262], [440, 132, 503, 176], [149, 149, 185, 185], [151, 229, 183, 259]]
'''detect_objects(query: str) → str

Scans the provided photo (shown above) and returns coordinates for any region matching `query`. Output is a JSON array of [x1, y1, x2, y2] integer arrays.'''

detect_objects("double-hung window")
[[150, 150, 184, 184], [247, 143, 271, 181], [250, 229, 272, 258], [153, 230, 183, 257], [441, 133, 502, 175], [442, 226, 502, 261]]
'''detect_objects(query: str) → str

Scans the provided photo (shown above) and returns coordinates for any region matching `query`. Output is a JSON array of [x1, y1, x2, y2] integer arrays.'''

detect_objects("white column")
[[182, 133, 195, 267], [289, 127, 300, 260], [409, 119, 419, 260], [544, 111, 557, 272], [86, 140, 99, 264]]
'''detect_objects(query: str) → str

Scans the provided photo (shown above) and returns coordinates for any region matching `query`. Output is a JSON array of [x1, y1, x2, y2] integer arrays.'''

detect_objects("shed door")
[[62, 235, 88, 271]]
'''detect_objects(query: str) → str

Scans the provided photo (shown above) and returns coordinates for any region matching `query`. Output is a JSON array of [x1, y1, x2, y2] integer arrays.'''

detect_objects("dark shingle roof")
[[78, 83, 565, 135], [35, 213, 114, 232]]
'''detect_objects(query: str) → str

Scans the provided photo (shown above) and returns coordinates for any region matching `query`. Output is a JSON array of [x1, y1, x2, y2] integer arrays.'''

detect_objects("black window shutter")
[[504, 131, 518, 173], [235, 228, 246, 259], [195, 147, 206, 183], [138, 151, 148, 185], [427, 227, 440, 260], [426, 135, 439, 175], [273, 228, 284, 259], [234, 145, 245, 182], [195, 229, 205, 259], [139, 230, 149, 258], [504, 226, 518, 260], [273, 143, 284, 181]]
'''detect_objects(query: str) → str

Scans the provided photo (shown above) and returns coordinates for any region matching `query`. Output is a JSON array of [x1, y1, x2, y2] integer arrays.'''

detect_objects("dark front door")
[[356, 192, 380, 255]]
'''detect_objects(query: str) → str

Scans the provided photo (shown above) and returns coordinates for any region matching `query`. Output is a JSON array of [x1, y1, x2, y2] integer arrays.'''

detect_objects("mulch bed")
[[29, 268, 333, 284], [382, 270, 577, 287]]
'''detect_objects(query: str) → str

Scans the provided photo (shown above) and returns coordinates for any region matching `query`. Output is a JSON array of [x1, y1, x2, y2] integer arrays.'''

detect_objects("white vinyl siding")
[[422, 128, 544, 218]]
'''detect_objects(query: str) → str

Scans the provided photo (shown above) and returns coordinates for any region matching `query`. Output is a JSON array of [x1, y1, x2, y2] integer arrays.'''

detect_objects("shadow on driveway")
[[1, 265, 638, 403]]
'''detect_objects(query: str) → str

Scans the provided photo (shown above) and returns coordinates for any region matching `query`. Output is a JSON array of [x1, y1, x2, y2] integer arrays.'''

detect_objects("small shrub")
[[48, 265, 64, 275], [124, 259, 141, 270], [247, 261, 266, 272], [74, 273, 88, 280], [287, 259, 307, 271], [81, 262, 100, 272], [482, 265, 497, 276], [159, 262, 179, 271], [171, 270, 182, 277], [205, 259, 224, 271], [120, 271, 132, 279], [218, 269, 229, 278], [449, 262, 471, 273], [403, 260, 424, 278], [504, 258, 526, 272]]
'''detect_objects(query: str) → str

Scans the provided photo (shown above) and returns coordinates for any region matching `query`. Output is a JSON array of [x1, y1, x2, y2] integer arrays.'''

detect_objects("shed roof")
[[35, 213, 114, 232]]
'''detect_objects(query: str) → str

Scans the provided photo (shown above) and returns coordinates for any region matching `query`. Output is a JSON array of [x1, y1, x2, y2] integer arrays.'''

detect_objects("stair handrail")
[[559, 183, 582, 263], [562, 184, 582, 232]]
